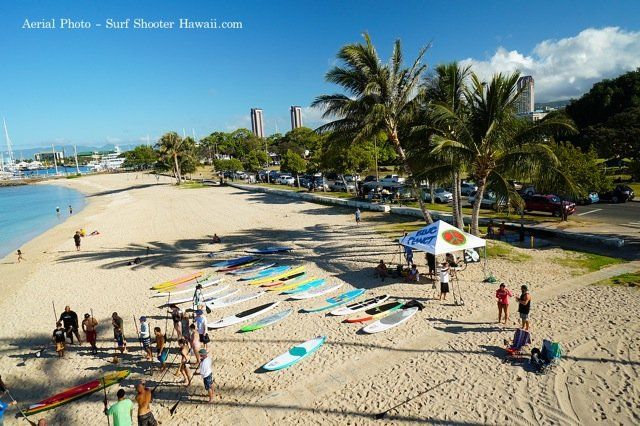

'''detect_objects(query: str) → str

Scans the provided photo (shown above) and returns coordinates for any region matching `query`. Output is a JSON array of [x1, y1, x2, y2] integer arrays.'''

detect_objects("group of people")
[[495, 283, 532, 329]]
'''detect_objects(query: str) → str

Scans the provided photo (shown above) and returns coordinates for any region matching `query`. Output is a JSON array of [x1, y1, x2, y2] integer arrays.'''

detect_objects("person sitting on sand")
[[495, 283, 513, 325], [82, 313, 98, 354], [439, 262, 450, 301], [374, 260, 388, 281], [104, 388, 134, 426], [52, 322, 66, 357], [154, 327, 167, 372], [198, 348, 215, 404], [177, 338, 192, 385], [139, 317, 153, 361], [406, 264, 419, 282], [135, 382, 157, 426], [211, 234, 221, 244]]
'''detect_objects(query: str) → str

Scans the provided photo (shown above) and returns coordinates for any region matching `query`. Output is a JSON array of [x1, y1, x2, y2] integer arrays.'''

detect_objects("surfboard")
[[289, 283, 343, 300], [239, 265, 291, 281], [151, 271, 205, 290], [246, 246, 293, 254], [151, 277, 223, 297], [208, 301, 280, 329], [329, 295, 389, 316], [206, 291, 265, 310], [211, 255, 259, 269], [344, 301, 404, 323], [229, 262, 277, 275], [157, 285, 231, 307], [361, 307, 419, 334], [268, 277, 319, 293], [261, 272, 308, 288], [216, 259, 261, 272], [239, 308, 293, 333], [246, 266, 306, 286], [262, 336, 326, 371], [282, 278, 326, 295], [301, 289, 365, 313]]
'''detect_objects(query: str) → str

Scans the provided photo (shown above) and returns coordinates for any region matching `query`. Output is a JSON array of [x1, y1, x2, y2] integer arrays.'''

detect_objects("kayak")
[[229, 262, 277, 275], [239, 308, 293, 332], [151, 271, 205, 290], [301, 289, 365, 313], [344, 301, 404, 323], [289, 283, 343, 300], [282, 278, 326, 294], [211, 255, 259, 269], [246, 246, 293, 254], [262, 336, 326, 371], [247, 266, 306, 286], [24, 370, 130, 416], [151, 277, 223, 297], [239, 265, 291, 281], [330, 295, 389, 316]]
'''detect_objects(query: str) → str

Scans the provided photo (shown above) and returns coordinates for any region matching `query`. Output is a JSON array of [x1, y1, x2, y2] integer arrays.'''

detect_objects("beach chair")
[[505, 328, 532, 356], [530, 339, 563, 373]]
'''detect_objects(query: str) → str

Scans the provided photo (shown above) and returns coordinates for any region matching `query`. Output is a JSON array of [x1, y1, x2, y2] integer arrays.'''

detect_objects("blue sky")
[[1, 0, 639, 149]]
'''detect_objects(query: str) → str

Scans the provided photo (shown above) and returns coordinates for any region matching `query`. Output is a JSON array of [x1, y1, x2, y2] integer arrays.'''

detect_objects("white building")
[[515, 76, 535, 114], [290, 106, 303, 130], [251, 108, 265, 138]]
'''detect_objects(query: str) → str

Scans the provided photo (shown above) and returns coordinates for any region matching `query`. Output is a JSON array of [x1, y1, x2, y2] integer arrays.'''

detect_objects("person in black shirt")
[[52, 322, 66, 357], [59, 306, 82, 345], [73, 231, 81, 251]]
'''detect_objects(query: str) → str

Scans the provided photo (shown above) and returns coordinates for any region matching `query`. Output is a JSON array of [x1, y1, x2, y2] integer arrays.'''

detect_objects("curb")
[[227, 183, 626, 247]]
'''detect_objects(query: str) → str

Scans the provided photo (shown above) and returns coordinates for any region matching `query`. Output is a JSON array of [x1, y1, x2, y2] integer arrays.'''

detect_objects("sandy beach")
[[1, 172, 638, 425]]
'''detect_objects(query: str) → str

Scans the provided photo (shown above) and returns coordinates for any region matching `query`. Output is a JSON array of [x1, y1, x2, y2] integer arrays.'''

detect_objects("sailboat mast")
[[3, 117, 15, 165]]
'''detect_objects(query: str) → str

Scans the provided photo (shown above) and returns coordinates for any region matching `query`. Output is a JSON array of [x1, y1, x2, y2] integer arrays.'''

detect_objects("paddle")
[[163, 293, 170, 338], [52, 301, 58, 324], [374, 378, 454, 420], [0, 376, 37, 426], [132, 315, 143, 355], [169, 359, 201, 415], [101, 377, 111, 426]]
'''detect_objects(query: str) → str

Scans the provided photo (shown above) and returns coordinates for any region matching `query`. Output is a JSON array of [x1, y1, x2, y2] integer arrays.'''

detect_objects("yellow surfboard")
[[247, 266, 305, 286]]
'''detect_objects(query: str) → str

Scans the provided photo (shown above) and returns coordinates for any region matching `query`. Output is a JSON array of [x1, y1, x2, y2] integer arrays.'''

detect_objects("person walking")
[[354, 208, 361, 225], [16, 250, 24, 263], [139, 317, 153, 361], [439, 261, 450, 301], [177, 338, 192, 385], [59, 306, 82, 345], [154, 327, 168, 371], [495, 284, 513, 325], [52, 322, 66, 357], [516, 285, 532, 330], [104, 388, 134, 426], [198, 348, 214, 404], [73, 231, 81, 251], [82, 313, 98, 354], [135, 382, 157, 426]]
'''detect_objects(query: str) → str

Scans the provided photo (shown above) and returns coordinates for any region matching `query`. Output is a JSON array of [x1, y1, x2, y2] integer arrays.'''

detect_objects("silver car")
[[423, 188, 453, 203]]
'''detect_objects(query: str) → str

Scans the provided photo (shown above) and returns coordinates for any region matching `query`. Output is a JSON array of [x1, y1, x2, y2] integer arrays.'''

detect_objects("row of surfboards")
[[149, 255, 421, 370]]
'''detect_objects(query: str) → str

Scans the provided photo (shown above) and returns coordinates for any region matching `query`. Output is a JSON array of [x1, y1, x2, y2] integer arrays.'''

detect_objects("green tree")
[[213, 158, 243, 172], [551, 142, 611, 197], [155, 132, 196, 184], [123, 145, 158, 169], [276, 127, 322, 156], [281, 149, 307, 186], [430, 72, 576, 234], [243, 150, 268, 173], [312, 33, 434, 223]]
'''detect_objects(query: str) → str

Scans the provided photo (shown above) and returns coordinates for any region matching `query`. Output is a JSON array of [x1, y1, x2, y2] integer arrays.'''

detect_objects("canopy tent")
[[398, 220, 486, 255]]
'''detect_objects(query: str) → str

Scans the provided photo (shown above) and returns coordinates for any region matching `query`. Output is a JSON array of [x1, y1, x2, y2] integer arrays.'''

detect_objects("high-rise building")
[[290, 106, 303, 130], [250, 108, 265, 138], [515, 76, 535, 114]]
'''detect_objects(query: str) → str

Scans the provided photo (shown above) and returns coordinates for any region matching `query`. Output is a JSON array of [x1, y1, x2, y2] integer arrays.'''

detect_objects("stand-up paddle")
[[163, 293, 170, 338], [52, 301, 58, 323], [169, 359, 201, 415], [0, 376, 37, 426], [101, 377, 111, 426], [374, 378, 454, 419], [132, 314, 143, 355]]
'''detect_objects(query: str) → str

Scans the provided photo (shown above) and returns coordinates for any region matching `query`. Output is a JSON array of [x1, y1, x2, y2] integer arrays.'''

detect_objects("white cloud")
[[459, 27, 640, 102], [301, 105, 330, 129]]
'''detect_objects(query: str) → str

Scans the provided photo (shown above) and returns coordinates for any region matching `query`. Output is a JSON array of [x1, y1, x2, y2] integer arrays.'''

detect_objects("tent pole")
[[483, 246, 487, 278]]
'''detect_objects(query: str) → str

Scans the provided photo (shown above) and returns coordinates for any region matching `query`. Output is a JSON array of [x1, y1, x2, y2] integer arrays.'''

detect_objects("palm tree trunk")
[[471, 176, 487, 235], [389, 132, 433, 224], [454, 172, 464, 228], [173, 153, 182, 184]]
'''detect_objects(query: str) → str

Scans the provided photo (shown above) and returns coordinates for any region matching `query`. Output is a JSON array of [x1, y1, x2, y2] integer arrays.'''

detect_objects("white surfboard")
[[208, 301, 280, 329], [329, 295, 389, 316], [289, 283, 343, 300], [229, 262, 277, 275], [152, 277, 223, 296], [262, 336, 326, 371], [361, 307, 419, 334], [239, 309, 293, 332], [206, 291, 265, 310], [157, 285, 230, 307]]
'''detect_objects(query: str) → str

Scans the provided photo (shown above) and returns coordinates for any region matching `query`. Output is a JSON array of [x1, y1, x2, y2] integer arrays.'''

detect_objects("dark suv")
[[599, 185, 635, 203], [524, 194, 576, 217]]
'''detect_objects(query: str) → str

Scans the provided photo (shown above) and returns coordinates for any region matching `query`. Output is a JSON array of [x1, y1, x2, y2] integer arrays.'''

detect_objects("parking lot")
[[571, 201, 640, 229]]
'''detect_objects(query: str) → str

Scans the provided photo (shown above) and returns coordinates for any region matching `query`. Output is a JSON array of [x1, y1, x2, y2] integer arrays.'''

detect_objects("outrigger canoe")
[[151, 271, 206, 290], [24, 370, 130, 416]]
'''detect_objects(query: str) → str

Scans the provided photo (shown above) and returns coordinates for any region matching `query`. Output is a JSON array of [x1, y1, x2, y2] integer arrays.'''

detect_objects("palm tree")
[[430, 71, 576, 235], [312, 33, 434, 223], [156, 132, 191, 184]]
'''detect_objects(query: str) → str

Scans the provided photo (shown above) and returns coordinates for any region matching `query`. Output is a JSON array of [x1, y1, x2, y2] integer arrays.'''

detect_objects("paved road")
[[571, 201, 640, 229]]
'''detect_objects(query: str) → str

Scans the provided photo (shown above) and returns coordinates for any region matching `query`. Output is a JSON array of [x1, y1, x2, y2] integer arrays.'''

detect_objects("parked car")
[[422, 188, 453, 203], [363, 175, 378, 183], [277, 174, 295, 185], [524, 194, 576, 216], [268, 171, 281, 181], [460, 182, 478, 196], [313, 177, 329, 191], [569, 192, 600, 205], [381, 174, 405, 184], [467, 191, 507, 210], [598, 185, 635, 203], [518, 185, 536, 197], [331, 181, 356, 192], [343, 174, 360, 183]]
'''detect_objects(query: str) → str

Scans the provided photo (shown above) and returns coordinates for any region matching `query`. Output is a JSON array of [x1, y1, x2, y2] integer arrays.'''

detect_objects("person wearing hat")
[[198, 348, 214, 403], [82, 313, 99, 354], [194, 310, 209, 349], [439, 261, 450, 301], [192, 284, 204, 314], [139, 316, 153, 361]]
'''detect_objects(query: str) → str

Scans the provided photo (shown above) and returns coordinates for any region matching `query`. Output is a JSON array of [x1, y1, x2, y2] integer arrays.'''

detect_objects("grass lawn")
[[179, 181, 207, 189], [485, 240, 532, 262], [555, 252, 625, 274], [596, 271, 640, 288]]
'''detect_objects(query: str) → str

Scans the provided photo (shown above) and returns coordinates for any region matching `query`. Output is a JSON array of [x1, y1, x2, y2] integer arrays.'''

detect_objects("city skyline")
[[1, 1, 639, 148]]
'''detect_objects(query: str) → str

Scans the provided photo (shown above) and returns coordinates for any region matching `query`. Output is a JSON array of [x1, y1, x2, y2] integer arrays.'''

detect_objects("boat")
[[329, 295, 389, 316], [151, 277, 223, 297], [229, 262, 277, 275], [289, 283, 343, 300], [246, 246, 293, 254], [301, 289, 365, 313], [151, 271, 205, 290], [344, 301, 404, 323], [211, 255, 259, 269], [262, 336, 326, 371], [24, 370, 130, 416], [239, 309, 293, 332], [361, 307, 419, 334], [208, 302, 279, 329]]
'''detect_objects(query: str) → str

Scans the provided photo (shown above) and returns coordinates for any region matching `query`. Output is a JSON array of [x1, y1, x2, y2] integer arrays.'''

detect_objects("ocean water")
[[0, 184, 85, 260]]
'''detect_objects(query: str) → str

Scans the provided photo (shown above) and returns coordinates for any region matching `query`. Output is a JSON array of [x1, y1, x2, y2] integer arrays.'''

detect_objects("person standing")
[[135, 382, 157, 426], [139, 317, 153, 361], [189, 323, 201, 364], [404, 245, 414, 267], [52, 322, 66, 357], [104, 389, 134, 426], [59, 306, 82, 345], [82, 313, 98, 354], [0, 398, 17, 425], [111, 312, 124, 339], [354, 208, 361, 225], [56, 206, 60, 215], [16, 250, 24, 263], [192, 284, 204, 314], [516, 285, 532, 330], [495, 284, 513, 325], [499, 221, 506, 241], [168, 305, 185, 340], [439, 261, 450, 301], [68, 205, 73, 214], [195, 310, 209, 350], [73, 231, 81, 251], [425, 252, 436, 280], [177, 339, 192, 385], [198, 348, 214, 404], [154, 327, 167, 371]]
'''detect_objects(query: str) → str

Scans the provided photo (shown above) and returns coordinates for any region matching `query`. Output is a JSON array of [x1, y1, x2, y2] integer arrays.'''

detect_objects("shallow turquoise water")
[[0, 184, 85, 260]]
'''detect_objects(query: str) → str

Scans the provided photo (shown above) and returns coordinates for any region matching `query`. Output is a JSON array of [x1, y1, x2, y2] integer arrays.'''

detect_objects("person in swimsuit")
[[189, 324, 201, 364], [168, 305, 184, 339], [516, 285, 532, 330], [495, 283, 513, 325], [114, 326, 126, 362], [177, 338, 192, 385], [406, 264, 419, 282], [111, 312, 124, 340], [154, 327, 167, 371], [16, 250, 24, 263], [135, 382, 157, 426], [82, 313, 99, 354]]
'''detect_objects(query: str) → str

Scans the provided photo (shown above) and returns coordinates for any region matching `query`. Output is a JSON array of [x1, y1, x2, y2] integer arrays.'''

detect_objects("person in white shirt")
[[192, 284, 204, 313], [195, 310, 209, 349], [198, 348, 214, 403], [439, 262, 450, 301]]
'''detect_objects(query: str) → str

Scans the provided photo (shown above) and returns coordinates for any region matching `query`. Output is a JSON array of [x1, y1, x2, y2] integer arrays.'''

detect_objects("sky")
[[1, 0, 639, 150]]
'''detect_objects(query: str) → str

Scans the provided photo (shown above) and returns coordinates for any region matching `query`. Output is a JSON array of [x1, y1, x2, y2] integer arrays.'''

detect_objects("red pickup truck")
[[524, 194, 576, 217]]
